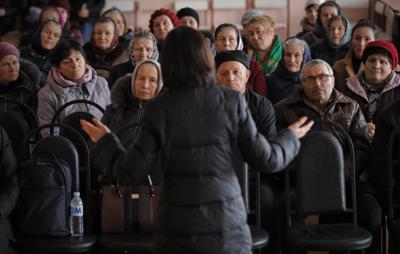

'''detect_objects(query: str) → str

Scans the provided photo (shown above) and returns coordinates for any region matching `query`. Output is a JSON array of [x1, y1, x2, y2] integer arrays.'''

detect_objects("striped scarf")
[[252, 36, 283, 76]]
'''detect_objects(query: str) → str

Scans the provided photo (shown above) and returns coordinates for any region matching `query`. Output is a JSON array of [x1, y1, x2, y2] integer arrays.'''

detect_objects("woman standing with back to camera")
[[81, 26, 313, 254]]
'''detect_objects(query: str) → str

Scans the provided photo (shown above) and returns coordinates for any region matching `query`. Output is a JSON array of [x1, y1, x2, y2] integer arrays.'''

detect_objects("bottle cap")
[[73, 192, 80, 197]]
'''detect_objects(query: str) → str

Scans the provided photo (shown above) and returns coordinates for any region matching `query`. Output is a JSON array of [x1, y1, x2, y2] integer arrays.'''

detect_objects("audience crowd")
[[0, 1, 399, 253]]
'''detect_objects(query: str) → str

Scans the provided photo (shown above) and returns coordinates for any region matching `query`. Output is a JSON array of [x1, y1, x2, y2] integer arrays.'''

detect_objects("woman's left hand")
[[80, 118, 111, 143]]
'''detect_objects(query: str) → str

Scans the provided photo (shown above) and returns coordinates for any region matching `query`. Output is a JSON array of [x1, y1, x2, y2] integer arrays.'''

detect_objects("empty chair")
[[285, 131, 372, 252]]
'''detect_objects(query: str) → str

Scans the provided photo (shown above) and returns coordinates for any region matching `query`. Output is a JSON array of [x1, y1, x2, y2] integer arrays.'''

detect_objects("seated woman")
[[148, 8, 179, 52], [102, 7, 134, 51], [102, 59, 163, 147], [84, 17, 129, 81], [214, 23, 266, 96], [0, 126, 18, 254], [20, 20, 63, 86], [343, 39, 400, 140], [108, 31, 159, 89], [244, 15, 283, 77], [301, 1, 343, 47], [266, 37, 311, 104], [310, 15, 352, 67], [0, 42, 41, 111], [334, 19, 378, 89], [37, 39, 110, 136]]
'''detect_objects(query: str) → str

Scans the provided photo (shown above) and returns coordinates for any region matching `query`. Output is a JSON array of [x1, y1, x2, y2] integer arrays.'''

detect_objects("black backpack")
[[14, 123, 82, 237], [16, 152, 72, 236]]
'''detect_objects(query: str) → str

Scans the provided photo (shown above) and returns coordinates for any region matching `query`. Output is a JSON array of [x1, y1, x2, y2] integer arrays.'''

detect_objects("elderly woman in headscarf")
[[83, 17, 129, 81], [108, 31, 159, 88], [310, 15, 352, 67], [302, 1, 343, 47], [20, 19, 63, 85], [102, 7, 134, 51], [311, 16, 351, 67], [215, 23, 267, 96], [266, 37, 312, 104], [102, 59, 163, 148]]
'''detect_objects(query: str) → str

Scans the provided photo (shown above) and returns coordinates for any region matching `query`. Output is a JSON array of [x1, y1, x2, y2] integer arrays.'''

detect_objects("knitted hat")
[[0, 42, 20, 60], [215, 50, 250, 70], [149, 8, 180, 33], [176, 7, 200, 25], [240, 9, 264, 27], [362, 39, 399, 69], [47, 0, 71, 14], [305, 0, 323, 10]]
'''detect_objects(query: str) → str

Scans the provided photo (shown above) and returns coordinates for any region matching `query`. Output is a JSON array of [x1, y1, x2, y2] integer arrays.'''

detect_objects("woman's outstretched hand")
[[288, 116, 314, 139], [80, 118, 111, 143]]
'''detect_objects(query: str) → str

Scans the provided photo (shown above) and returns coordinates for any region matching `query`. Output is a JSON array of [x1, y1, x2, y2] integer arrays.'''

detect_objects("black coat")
[[245, 89, 276, 139], [100, 74, 161, 184], [0, 127, 18, 241], [366, 99, 400, 209], [311, 41, 351, 67], [96, 84, 300, 254], [108, 61, 135, 89], [102, 74, 145, 148], [0, 59, 41, 111], [265, 62, 302, 104]]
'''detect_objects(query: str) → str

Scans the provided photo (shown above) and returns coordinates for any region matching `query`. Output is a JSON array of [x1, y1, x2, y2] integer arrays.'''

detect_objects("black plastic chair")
[[51, 99, 105, 144], [237, 162, 269, 252], [285, 129, 372, 252], [0, 97, 38, 159], [386, 127, 400, 254], [14, 123, 96, 254]]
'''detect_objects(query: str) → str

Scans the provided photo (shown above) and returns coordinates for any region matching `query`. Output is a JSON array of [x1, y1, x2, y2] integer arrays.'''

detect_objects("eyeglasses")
[[303, 74, 333, 83]]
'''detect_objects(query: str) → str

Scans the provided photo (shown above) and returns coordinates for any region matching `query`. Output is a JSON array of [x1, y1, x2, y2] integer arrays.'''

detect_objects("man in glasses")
[[275, 59, 368, 140], [275, 59, 382, 254]]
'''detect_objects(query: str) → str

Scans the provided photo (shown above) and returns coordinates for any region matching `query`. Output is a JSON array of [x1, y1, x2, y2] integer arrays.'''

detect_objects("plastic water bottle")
[[70, 192, 84, 237]]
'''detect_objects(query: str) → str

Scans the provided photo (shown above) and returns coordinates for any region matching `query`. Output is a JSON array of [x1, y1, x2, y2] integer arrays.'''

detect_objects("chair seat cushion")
[[250, 225, 269, 249], [15, 234, 97, 254], [98, 233, 155, 252], [287, 223, 372, 251]]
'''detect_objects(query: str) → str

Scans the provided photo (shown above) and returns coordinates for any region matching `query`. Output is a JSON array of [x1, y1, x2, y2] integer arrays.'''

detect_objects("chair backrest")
[[22, 123, 90, 194], [0, 97, 39, 158], [51, 99, 105, 166], [287, 119, 358, 226], [0, 97, 38, 129], [51, 99, 105, 127], [296, 131, 346, 215]]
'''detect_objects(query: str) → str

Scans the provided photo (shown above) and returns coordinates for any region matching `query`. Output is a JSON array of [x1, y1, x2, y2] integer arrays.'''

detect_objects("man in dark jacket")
[[215, 50, 276, 139], [0, 126, 18, 253], [275, 59, 381, 254], [215, 50, 280, 253]]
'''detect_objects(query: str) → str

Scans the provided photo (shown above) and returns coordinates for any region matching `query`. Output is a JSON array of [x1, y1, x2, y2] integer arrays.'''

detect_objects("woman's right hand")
[[80, 118, 111, 143], [288, 116, 314, 139]]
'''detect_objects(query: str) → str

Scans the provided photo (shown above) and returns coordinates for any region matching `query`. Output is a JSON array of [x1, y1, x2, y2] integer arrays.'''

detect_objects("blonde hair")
[[245, 15, 276, 34]]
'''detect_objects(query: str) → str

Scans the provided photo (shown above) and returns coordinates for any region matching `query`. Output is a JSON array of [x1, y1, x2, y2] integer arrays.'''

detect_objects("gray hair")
[[128, 31, 159, 62], [283, 37, 306, 50], [300, 59, 333, 80]]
